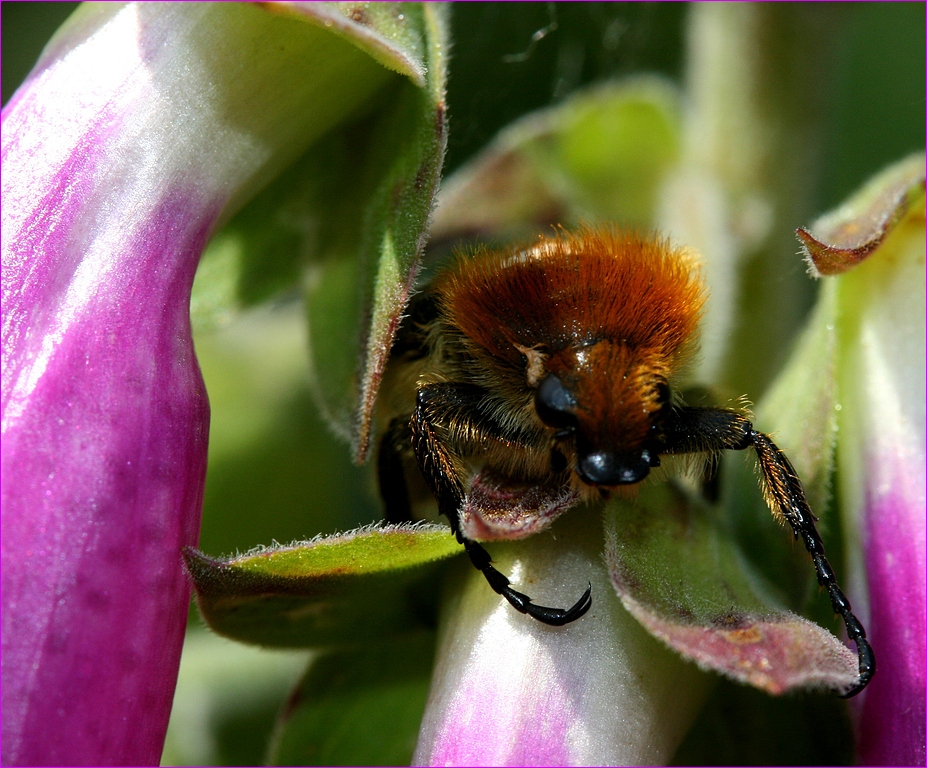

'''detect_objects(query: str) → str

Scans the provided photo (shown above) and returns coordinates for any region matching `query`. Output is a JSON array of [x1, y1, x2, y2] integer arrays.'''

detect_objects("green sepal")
[[604, 483, 860, 695], [754, 282, 840, 517], [267, 632, 434, 765], [431, 77, 681, 244], [304, 4, 449, 458], [188, 4, 450, 462], [185, 523, 461, 648], [271, 2, 431, 86], [188, 3, 406, 328], [797, 152, 926, 276]]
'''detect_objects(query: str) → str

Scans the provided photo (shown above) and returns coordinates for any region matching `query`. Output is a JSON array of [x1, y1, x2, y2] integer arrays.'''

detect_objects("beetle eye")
[[535, 374, 578, 431]]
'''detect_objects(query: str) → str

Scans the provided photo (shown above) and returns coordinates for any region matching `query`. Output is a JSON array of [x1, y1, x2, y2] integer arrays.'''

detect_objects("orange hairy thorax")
[[437, 227, 707, 372]]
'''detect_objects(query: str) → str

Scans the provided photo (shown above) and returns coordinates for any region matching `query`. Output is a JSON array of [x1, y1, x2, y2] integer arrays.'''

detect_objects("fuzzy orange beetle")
[[377, 226, 873, 697]]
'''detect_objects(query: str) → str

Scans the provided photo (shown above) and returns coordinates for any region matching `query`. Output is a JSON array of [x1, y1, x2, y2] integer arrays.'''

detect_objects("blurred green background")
[[3, 3, 923, 765], [5, 2, 923, 211]]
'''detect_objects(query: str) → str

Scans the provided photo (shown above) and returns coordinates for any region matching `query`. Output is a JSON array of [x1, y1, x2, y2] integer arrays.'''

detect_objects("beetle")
[[376, 226, 874, 697]]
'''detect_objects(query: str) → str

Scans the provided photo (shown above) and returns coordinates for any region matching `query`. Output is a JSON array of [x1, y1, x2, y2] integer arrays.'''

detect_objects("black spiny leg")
[[750, 431, 875, 697], [660, 407, 875, 697], [378, 417, 414, 524], [411, 383, 592, 626]]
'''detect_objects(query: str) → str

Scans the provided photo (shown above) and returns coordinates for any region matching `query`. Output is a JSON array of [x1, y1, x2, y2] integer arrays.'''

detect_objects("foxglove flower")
[[795, 157, 926, 766], [1, 2, 446, 765], [113, 4, 915, 766]]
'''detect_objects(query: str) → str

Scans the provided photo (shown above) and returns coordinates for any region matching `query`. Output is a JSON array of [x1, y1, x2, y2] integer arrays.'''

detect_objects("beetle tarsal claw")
[[502, 581, 592, 626]]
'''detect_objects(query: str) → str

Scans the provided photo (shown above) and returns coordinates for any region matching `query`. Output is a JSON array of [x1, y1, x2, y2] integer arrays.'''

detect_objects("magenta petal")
[[1, 8, 219, 764], [856, 452, 926, 766], [2, 2, 434, 763], [817, 177, 926, 763], [1, 187, 214, 764]]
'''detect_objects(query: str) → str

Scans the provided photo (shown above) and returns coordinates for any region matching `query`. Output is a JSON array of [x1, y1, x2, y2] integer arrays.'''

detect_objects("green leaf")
[[185, 524, 461, 648], [745, 152, 926, 619], [732, 153, 925, 603], [604, 483, 860, 695], [189, 4, 450, 462], [189, 1, 436, 328], [162, 629, 312, 767], [431, 77, 681, 245], [722, 289, 844, 627], [267, 633, 434, 765], [303, 4, 449, 458]]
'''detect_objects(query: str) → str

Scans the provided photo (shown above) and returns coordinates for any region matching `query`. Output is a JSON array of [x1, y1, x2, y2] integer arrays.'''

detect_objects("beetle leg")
[[750, 430, 875, 698], [378, 417, 414, 524], [410, 382, 592, 626], [660, 406, 875, 696]]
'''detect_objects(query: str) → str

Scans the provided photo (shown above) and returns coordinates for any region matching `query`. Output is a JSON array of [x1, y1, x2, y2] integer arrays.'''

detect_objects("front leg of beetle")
[[411, 383, 591, 626], [659, 406, 875, 697], [409, 384, 468, 526], [378, 417, 415, 524]]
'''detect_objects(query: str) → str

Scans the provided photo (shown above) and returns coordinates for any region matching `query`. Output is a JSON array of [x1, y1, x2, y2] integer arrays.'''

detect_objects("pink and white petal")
[[1, 4, 394, 764], [414, 512, 709, 766], [834, 199, 925, 765]]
